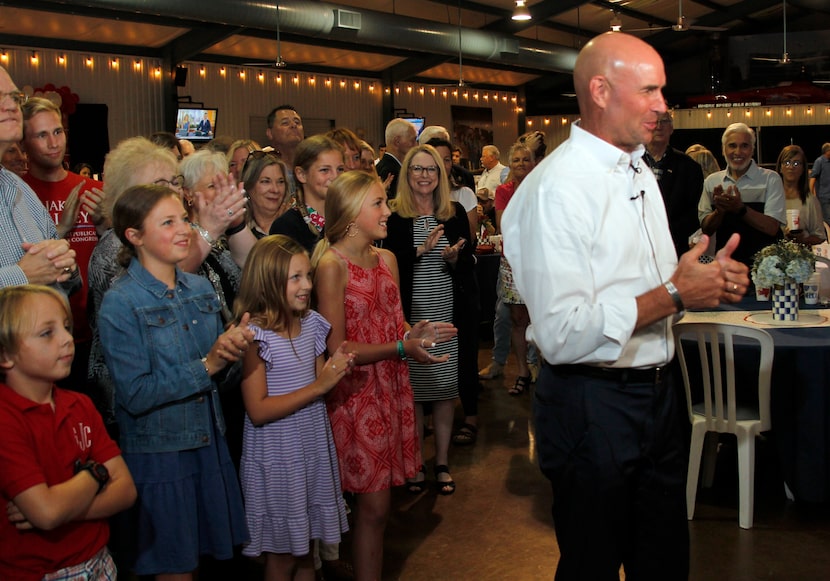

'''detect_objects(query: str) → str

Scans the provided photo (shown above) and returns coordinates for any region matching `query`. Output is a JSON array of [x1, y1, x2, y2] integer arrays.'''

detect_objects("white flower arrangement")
[[751, 240, 816, 288]]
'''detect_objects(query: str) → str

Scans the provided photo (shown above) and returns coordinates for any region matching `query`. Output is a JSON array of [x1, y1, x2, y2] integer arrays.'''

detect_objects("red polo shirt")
[[0, 383, 120, 580]]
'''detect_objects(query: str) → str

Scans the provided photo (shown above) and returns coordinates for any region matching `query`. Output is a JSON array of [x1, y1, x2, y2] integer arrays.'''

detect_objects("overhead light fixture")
[[512, 0, 531, 21], [610, 14, 623, 32]]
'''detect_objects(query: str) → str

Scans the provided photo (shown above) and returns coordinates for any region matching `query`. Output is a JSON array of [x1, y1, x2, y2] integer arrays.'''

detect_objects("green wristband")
[[396, 340, 406, 360]]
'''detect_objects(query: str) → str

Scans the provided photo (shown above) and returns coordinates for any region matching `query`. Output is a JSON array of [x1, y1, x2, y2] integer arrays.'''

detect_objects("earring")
[[346, 222, 358, 238]]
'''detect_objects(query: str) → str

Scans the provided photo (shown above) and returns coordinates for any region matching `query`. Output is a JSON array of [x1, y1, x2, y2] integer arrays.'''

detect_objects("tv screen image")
[[399, 116, 425, 137], [176, 108, 217, 142]]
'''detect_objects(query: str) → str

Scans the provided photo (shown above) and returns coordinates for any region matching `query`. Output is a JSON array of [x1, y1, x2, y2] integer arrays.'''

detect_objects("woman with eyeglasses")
[[383, 144, 474, 495], [495, 142, 537, 396], [240, 151, 290, 238], [776, 144, 826, 246]]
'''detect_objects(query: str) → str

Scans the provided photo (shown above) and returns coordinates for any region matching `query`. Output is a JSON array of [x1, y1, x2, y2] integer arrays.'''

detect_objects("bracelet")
[[396, 340, 406, 360], [191, 222, 219, 248], [226, 220, 247, 236], [403, 331, 411, 341], [664, 281, 685, 317]]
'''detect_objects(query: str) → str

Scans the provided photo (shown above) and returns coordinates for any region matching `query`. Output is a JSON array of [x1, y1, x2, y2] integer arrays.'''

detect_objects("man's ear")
[[265, 127, 273, 142], [124, 227, 143, 248], [590, 75, 610, 109]]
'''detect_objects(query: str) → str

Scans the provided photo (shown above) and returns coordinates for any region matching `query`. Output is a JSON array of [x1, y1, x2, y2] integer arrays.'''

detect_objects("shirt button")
[[192, 320, 198, 325], [197, 396, 204, 403], [201, 435, 209, 443]]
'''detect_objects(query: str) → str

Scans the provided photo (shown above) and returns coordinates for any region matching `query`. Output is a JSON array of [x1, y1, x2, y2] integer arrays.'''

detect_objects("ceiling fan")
[[625, 0, 727, 33], [242, 4, 323, 69], [752, 0, 827, 65], [432, 0, 472, 88], [243, 4, 286, 68]]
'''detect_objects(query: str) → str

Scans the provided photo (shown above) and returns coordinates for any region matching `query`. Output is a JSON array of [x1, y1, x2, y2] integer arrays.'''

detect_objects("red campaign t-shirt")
[[23, 172, 103, 342], [0, 384, 121, 580]]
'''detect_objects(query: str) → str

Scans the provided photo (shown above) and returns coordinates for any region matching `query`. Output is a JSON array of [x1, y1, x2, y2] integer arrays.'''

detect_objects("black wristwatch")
[[74, 459, 110, 494]]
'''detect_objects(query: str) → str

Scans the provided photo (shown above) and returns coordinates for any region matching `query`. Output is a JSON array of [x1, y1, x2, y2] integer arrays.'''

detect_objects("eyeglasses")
[[242, 150, 279, 175], [0, 91, 28, 107], [656, 118, 673, 127], [409, 165, 439, 176], [154, 175, 185, 188], [782, 160, 803, 168]]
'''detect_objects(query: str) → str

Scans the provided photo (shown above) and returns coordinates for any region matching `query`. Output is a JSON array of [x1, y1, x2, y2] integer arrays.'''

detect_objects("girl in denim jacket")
[[99, 184, 254, 579]]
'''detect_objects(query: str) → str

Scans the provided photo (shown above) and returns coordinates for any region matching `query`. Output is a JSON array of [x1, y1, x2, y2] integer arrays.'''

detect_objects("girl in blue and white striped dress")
[[234, 235, 355, 580]]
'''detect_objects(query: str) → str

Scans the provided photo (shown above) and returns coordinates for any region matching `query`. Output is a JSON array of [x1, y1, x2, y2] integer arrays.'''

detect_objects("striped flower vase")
[[772, 281, 799, 321]]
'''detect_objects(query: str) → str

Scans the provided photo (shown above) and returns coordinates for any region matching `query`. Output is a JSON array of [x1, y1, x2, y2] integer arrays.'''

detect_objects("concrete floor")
[[380, 343, 830, 580]]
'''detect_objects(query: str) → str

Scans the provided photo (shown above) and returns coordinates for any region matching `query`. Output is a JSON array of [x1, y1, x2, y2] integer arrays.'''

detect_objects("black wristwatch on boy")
[[74, 459, 110, 494]]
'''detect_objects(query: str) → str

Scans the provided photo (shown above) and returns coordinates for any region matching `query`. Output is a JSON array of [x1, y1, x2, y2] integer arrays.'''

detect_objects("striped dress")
[[240, 312, 348, 558], [408, 215, 459, 402]]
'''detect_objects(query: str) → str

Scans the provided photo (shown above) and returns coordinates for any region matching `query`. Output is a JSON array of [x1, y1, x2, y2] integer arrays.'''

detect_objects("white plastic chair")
[[673, 321, 774, 529]]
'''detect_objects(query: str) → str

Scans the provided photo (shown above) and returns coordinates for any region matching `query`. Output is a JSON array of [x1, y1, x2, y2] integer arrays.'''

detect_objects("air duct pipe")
[[44, 0, 578, 73]]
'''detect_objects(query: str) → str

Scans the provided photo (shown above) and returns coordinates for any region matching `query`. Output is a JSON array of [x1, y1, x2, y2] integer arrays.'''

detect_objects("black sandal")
[[452, 423, 478, 446], [407, 465, 427, 494], [435, 464, 456, 495], [509, 375, 531, 396]]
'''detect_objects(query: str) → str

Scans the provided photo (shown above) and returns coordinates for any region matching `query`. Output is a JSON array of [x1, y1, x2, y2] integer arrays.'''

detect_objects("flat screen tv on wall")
[[175, 107, 217, 142], [399, 116, 426, 137]]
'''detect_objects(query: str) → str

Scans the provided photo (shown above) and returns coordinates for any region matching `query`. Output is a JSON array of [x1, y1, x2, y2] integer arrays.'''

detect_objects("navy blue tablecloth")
[[691, 297, 830, 503]]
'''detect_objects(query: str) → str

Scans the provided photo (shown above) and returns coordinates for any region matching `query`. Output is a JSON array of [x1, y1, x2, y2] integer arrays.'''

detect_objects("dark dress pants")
[[533, 363, 690, 581]]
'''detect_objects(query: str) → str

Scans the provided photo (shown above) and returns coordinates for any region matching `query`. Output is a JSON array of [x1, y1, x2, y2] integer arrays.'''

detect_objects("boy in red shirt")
[[0, 285, 135, 580]]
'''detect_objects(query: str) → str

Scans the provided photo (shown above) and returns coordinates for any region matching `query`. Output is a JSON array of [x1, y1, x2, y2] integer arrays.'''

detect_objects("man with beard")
[[699, 122, 785, 266]]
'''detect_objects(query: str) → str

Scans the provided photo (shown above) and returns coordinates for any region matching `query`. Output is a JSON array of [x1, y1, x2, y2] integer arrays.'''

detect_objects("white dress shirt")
[[502, 122, 678, 368]]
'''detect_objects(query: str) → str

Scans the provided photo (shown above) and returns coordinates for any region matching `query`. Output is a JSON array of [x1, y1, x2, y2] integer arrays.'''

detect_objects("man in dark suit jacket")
[[377, 118, 417, 198], [644, 111, 705, 258]]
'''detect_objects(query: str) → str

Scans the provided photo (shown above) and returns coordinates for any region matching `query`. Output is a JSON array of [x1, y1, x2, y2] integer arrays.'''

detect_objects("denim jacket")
[[99, 257, 226, 453]]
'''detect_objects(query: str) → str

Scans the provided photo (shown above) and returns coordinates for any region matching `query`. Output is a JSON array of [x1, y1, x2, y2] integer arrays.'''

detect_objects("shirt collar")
[[126, 257, 192, 298], [724, 159, 758, 183], [570, 121, 646, 177], [0, 382, 77, 423]]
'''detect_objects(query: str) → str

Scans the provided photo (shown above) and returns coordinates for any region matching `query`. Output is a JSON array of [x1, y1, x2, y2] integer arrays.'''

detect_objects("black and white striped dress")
[[408, 215, 458, 402]]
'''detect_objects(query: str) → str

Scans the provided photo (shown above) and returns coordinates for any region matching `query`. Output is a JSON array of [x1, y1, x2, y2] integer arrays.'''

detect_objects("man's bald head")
[[573, 32, 667, 152]]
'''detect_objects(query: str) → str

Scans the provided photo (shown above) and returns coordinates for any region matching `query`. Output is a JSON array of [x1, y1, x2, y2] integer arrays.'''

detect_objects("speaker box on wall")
[[174, 66, 188, 87]]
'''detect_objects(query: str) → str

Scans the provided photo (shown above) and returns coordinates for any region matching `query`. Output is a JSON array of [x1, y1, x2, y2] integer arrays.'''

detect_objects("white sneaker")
[[478, 361, 504, 379]]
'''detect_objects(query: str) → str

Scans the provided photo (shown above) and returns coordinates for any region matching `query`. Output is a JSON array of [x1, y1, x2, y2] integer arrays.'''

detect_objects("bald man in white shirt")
[[502, 32, 749, 580]]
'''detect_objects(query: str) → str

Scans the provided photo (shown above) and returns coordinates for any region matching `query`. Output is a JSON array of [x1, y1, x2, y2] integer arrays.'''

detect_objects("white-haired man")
[[376, 118, 417, 198], [699, 122, 785, 266]]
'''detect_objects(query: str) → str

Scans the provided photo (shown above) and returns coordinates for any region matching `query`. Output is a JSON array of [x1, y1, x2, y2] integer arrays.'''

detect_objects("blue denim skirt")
[[124, 421, 249, 576]]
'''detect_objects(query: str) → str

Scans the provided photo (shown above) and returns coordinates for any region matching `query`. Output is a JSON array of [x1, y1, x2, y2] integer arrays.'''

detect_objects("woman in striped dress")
[[383, 144, 474, 495]]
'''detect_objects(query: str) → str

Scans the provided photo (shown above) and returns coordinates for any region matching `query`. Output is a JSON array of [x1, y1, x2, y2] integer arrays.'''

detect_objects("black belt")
[[545, 363, 664, 385]]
